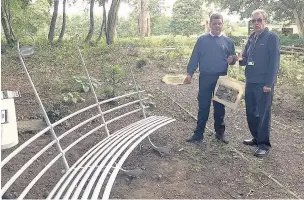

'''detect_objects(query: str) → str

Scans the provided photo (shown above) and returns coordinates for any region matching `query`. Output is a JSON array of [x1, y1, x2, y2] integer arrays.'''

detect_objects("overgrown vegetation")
[[2, 36, 303, 105]]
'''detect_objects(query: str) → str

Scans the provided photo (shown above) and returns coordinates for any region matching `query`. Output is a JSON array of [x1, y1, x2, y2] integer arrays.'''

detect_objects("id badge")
[[248, 61, 255, 66]]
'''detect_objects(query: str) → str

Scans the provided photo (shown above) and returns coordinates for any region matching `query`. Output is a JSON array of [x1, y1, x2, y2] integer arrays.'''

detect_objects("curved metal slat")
[[68, 117, 163, 199], [83, 117, 170, 199], [63, 124, 105, 152], [1, 140, 57, 195], [1, 126, 51, 168], [17, 154, 62, 200], [52, 103, 98, 127], [103, 98, 148, 115], [48, 117, 157, 199], [58, 114, 101, 140], [98, 91, 145, 105], [106, 106, 149, 125], [102, 118, 175, 199]]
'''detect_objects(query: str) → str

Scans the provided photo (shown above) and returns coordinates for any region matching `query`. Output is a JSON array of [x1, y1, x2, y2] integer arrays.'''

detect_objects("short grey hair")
[[252, 9, 268, 22]]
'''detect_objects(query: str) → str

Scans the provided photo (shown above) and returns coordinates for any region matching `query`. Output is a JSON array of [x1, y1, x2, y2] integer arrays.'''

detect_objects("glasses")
[[251, 18, 264, 23]]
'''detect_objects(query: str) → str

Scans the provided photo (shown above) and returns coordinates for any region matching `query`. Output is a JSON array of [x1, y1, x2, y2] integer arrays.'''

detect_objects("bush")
[[228, 35, 248, 46]]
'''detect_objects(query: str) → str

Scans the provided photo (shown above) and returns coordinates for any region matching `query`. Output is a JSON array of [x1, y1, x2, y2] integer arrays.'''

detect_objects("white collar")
[[209, 32, 222, 37]]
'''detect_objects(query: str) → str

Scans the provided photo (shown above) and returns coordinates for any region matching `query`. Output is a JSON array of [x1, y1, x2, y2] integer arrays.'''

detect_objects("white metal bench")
[[0, 42, 175, 199]]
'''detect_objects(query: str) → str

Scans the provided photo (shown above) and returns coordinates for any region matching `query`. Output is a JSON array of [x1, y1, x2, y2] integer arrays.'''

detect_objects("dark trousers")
[[194, 74, 225, 136], [245, 83, 273, 150]]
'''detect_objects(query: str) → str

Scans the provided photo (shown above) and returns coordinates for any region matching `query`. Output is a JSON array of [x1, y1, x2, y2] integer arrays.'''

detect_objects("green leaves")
[[73, 75, 100, 93], [103, 64, 125, 98], [208, 0, 304, 37], [62, 92, 85, 104], [10, 0, 50, 37], [171, 0, 206, 36]]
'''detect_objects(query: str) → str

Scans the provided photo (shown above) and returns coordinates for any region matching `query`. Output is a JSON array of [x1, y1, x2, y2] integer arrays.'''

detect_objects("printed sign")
[[1, 110, 8, 124]]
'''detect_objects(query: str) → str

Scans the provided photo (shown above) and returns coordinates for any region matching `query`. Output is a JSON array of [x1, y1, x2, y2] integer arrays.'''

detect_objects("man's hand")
[[228, 55, 237, 65], [263, 86, 272, 93], [237, 53, 244, 61], [184, 74, 192, 84]]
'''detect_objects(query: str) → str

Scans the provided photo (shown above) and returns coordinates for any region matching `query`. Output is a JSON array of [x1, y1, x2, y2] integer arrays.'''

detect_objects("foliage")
[[228, 35, 248, 46], [171, 0, 205, 36], [207, 0, 304, 37], [279, 35, 304, 47], [136, 58, 148, 68], [116, 16, 138, 37], [73, 75, 100, 93], [62, 92, 85, 104], [103, 65, 125, 98], [2, 0, 50, 40], [126, 0, 168, 16], [151, 15, 172, 35], [46, 103, 70, 123], [229, 33, 304, 47]]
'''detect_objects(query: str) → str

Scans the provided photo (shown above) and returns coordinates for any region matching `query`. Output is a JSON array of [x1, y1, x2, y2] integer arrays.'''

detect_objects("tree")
[[117, 16, 138, 37], [150, 15, 171, 35], [84, 0, 95, 42], [96, 0, 108, 42], [106, 0, 121, 44], [1, 0, 49, 44], [48, 0, 59, 42], [125, 0, 167, 36], [1, 0, 15, 44], [171, 0, 205, 36], [208, 0, 304, 37], [271, 0, 304, 37], [58, 0, 67, 42], [138, 0, 151, 37]]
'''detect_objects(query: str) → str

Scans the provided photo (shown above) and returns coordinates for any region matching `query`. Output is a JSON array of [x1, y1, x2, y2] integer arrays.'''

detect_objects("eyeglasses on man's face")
[[251, 18, 264, 23]]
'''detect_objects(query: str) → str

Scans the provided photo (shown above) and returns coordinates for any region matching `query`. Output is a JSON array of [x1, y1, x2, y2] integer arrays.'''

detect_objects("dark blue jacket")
[[239, 27, 280, 87], [187, 34, 236, 76]]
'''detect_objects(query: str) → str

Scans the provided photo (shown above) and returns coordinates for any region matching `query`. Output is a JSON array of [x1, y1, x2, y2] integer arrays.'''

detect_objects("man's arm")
[[265, 34, 280, 87], [228, 40, 237, 65], [187, 39, 201, 77], [239, 41, 249, 66]]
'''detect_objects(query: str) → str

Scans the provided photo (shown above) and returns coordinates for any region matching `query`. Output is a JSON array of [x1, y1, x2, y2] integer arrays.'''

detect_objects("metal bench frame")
[[1, 42, 175, 199]]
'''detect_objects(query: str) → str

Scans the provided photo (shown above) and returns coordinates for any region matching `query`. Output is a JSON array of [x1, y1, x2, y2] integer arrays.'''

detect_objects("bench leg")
[[148, 136, 171, 156]]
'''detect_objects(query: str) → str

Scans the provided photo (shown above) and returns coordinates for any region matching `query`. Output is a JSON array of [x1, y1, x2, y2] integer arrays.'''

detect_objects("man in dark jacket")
[[239, 9, 280, 157], [184, 13, 237, 144]]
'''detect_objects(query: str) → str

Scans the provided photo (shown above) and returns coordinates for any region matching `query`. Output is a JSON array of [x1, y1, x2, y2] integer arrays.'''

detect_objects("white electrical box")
[[1, 91, 20, 149]]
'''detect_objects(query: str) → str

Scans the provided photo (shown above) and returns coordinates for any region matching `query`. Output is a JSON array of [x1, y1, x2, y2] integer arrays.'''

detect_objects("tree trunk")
[[1, 7, 13, 44], [138, 0, 150, 37], [84, 0, 95, 43], [1, 11, 13, 44], [106, 0, 121, 44], [293, 9, 304, 37], [1, 0, 15, 44], [48, 0, 59, 42], [97, 0, 107, 42], [58, 0, 67, 42]]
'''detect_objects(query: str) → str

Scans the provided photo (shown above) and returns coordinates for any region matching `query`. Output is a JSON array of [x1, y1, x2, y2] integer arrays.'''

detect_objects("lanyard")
[[248, 34, 259, 62]]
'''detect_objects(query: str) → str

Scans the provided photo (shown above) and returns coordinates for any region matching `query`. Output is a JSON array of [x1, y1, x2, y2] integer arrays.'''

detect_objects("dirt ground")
[[1, 50, 304, 199]]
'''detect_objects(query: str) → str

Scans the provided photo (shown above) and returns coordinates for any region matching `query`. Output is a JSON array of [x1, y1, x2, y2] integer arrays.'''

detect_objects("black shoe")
[[215, 133, 229, 144], [243, 138, 257, 146], [254, 148, 269, 157], [186, 133, 203, 143]]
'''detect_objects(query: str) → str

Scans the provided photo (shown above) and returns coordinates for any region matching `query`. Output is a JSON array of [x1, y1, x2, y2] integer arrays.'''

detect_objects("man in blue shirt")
[[184, 13, 237, 144], [239, 9, 280, 157]]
